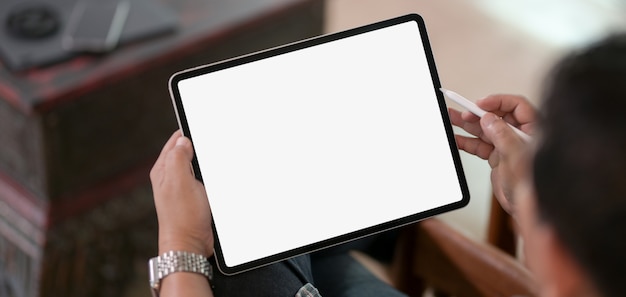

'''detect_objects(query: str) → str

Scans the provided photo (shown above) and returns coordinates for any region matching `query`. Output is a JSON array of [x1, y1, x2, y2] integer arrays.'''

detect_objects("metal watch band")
[[149, 251, 213, 297]]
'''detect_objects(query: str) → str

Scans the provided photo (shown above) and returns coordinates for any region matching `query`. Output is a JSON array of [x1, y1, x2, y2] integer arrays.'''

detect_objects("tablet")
[[168, 13, 469, 275]]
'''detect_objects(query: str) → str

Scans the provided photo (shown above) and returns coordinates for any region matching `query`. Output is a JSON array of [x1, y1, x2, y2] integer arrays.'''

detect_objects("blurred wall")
[[324, 0, 624, 240]]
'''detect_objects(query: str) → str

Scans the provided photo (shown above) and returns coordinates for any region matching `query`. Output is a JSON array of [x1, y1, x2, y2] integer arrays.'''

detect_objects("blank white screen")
[[177, 21, 463, 267]]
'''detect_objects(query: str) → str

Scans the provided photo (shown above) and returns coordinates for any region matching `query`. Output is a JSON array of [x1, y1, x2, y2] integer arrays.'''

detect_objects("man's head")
[[527, 33, 626, 297]]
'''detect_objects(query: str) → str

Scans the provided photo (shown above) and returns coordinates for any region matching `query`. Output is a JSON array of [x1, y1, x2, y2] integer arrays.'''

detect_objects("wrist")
[[149, 250, 214, 297], [158, 236, 213, 258], [160, 272, 213, 296]]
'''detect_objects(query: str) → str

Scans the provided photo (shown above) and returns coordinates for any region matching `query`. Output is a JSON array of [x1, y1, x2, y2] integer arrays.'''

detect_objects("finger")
[[448, 107, 465, 128], [480, 113, 525, 158], [455, 134, 494, 160], [155, 130, 183, 166], [500, 113, 534, 135], [449, 108, 480, 125], [448, 107, 463, 126], [477, 95, 535, 126], [165, 136, 195, 179], [150, 130, 182, 181], [477, 94, 527, 113], [460, 110, 480, 123], [488, 150, 499, 168], [449, 108, 484, 138]]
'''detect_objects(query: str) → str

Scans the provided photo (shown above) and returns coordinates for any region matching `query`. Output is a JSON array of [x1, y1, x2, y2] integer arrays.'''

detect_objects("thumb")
[[480, 113, 524, 155], [166, 136, 194, 176]]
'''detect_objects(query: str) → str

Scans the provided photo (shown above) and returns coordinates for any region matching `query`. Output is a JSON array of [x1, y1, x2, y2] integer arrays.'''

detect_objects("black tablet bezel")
[[168, 13, 470, 275]]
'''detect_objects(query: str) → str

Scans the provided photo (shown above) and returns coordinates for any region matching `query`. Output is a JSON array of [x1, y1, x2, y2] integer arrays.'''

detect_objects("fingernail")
[[483, 113, 497, 127], [176, 136, 188, 147]]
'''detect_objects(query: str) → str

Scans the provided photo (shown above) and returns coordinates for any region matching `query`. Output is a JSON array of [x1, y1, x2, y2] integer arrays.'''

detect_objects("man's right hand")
[[449, 94, 536, 214]]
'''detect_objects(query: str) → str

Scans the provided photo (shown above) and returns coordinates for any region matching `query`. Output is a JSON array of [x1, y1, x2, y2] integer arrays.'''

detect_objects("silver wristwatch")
[[148, 250, 213, 297]]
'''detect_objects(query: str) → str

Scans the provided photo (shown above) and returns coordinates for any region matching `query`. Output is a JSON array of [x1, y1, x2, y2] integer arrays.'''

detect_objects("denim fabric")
[[210, 255, 314, 297], [311, 252, 407, 297], [209, 230, 402, 297]]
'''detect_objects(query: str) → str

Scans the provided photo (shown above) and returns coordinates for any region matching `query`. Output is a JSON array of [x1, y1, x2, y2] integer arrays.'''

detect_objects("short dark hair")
[[533, 33, 626, 297]]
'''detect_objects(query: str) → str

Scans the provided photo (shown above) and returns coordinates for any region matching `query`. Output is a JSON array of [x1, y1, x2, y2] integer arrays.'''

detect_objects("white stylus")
[[440, 88, 532, 142]]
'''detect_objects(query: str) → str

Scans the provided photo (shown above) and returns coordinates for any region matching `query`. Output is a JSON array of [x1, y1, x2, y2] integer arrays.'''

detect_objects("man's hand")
[[150, 130, 214, 257], [449, 94, 536, 214]]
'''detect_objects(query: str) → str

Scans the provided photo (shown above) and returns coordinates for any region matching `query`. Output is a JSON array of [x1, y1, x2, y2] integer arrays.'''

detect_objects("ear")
[[538, 227, 597, 297]]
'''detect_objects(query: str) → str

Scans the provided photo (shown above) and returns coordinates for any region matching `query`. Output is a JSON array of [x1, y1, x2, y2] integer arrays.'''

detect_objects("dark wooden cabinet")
[[0, 1, 324, 296]]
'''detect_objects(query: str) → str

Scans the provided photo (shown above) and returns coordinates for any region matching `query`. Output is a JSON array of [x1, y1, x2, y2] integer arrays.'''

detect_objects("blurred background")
[[0, 0, 624, 296], [327, 0, 625, 243]]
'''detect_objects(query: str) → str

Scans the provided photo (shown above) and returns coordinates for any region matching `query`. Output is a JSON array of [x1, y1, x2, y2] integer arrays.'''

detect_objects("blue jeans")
[[210, 231, 406, 297], [311, 252, 407, 297], [210, 255, 314, 297], [311, 231, 407, 297]]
